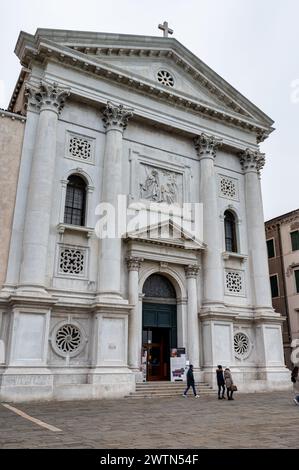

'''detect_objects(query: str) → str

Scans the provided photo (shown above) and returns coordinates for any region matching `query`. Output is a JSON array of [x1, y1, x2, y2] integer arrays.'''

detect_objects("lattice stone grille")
[[234, 332, 250, 357], [226, 271, 243, 294], [220, 176, 238, 200], [157, 70, 174, 87], [69, 135, 92, 161], [55, 324, 82, 353], [59, 247, 85, 276]]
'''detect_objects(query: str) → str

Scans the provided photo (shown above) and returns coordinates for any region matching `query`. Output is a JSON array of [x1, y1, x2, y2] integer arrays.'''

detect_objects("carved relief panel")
[[129, 150, 191, 206]]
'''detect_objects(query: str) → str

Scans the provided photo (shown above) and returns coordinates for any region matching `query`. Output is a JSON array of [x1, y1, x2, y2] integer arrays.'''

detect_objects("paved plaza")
[[0, 392, 298, 449]]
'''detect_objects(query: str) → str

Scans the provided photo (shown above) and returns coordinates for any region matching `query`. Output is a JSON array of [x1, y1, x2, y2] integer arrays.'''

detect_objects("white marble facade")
[[0, 29, 290, 402]]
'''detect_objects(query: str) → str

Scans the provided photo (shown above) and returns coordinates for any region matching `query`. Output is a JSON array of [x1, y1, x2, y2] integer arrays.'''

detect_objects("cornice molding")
[[265, 212, 299, 230], [0, 109, 26, 122], [10, 33, 274, 140]]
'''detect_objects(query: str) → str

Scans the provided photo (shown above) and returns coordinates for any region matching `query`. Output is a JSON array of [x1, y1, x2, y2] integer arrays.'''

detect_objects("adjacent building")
[[265, 209, 299, 368], [0, 28, 290, 402]]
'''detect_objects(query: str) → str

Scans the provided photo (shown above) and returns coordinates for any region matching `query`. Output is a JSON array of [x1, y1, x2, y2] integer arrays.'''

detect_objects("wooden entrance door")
[[142, 301, 177, 382], [143, 328, 170, 381]]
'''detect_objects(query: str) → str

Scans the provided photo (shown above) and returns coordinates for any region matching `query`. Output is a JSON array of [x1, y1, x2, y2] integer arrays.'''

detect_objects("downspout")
[[277, 222, 292, 356]]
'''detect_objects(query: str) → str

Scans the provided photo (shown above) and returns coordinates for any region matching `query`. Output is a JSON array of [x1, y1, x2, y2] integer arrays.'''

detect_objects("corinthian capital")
[[194, 133, 222, 158], [185, 265, 200, 279], [102, 101, 134, 132], [25, 81, 70, 114], [126, 256, 143, 271], [240, 148, 265, 174]]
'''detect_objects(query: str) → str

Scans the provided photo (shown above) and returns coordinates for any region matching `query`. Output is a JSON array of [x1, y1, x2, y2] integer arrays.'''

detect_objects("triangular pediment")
[[84, 54, 242, 115], [14, 29, 274, 130], [124, 218, 206, 250]]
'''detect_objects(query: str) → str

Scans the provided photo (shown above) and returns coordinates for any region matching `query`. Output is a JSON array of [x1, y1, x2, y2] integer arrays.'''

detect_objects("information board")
[[170, 348, 187, 382]]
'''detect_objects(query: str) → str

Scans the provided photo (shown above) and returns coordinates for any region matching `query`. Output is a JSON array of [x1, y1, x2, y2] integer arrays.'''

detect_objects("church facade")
[[0, 28, 290, 402]]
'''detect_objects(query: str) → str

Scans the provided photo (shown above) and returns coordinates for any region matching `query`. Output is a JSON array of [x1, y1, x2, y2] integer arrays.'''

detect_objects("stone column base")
[[0, 367, 136, 402], [0, 367, 54, 402], [202, 365, 292, 392]]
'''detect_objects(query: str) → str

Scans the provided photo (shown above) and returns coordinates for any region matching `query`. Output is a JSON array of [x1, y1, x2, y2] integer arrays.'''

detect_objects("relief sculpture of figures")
[[161, 172, 178, 204], [140, 166, 178, 204], [140, 168, 160, 201]]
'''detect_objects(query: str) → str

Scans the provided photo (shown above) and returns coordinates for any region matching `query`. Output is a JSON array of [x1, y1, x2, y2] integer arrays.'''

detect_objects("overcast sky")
[[1, 0, 298, 220]]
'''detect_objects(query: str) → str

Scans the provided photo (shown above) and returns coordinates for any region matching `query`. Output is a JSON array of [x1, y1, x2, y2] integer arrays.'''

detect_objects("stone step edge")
[[125, 393, 215, 399]]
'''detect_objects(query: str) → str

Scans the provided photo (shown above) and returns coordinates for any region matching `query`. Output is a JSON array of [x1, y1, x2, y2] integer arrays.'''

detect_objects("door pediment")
[[124, 218, 206, 251]]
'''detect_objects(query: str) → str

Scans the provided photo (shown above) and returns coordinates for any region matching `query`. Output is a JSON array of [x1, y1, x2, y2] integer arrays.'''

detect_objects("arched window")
[[64, 175, 86, 226], [143, 274, 176, 299], [224, 210, 237, 253]]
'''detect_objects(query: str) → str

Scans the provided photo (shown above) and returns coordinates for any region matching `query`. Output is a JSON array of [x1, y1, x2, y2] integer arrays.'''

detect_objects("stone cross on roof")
[[158, 21, 173, 38]]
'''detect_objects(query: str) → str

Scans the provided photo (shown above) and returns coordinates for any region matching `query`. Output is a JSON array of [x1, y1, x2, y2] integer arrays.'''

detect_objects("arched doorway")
[[142, 274, 177, 381]]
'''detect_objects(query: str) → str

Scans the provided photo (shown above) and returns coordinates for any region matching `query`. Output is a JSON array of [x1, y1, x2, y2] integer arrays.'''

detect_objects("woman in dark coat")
[[216, 365, 225, 399], [183, 365, 199, 398]]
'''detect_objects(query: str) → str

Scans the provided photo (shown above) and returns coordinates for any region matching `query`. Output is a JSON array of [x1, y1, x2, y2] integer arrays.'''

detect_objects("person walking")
[[183, 364, 199, 398], [216, 365, 225, 399], [291, 366, 299, 405], [224, 367, 234, 400]]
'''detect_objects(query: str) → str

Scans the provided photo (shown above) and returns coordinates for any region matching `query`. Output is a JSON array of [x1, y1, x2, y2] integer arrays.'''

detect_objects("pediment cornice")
[[124, 219, 206, 251], [11, 29, 274, 141]]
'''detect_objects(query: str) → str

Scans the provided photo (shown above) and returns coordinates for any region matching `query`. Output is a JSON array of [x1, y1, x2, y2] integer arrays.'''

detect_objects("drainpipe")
[[277, 222, 292, 362]]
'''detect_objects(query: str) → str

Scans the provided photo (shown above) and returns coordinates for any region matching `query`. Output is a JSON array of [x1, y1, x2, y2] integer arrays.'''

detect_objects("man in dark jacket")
[[183, 364, 199, 397], [216, 365, 226, 399]]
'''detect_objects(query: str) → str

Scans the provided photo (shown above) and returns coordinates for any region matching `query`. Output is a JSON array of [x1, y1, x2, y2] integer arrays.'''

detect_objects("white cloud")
[[0, 80, 6, 109]]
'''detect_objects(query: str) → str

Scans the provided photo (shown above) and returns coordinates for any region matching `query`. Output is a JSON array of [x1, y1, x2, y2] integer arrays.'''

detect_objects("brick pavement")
[[0, 392, 298, 449]]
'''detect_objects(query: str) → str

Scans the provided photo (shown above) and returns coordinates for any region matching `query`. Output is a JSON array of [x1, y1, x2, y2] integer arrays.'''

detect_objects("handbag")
[[231, 384, 238, 392]]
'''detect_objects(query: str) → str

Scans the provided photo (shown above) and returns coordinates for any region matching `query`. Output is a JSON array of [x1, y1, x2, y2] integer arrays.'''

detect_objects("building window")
[[157, 70, 174, 87], [64, 175, 86, 226], [143, 274, 176, 298], [224, 210, 237, 253], [234, 332, 250, 359], [55, 324, 82, 354], [69, 136, 92, 161], [291, 231, 299, 251], [270, 274, 279, 298], [219, 176, 238, 200], [59, 247, 86, 276], [295, 270, 299, 294], [266, 239, 275, 258], [51, 320, 87, 358], [225, 270, 244, 295]]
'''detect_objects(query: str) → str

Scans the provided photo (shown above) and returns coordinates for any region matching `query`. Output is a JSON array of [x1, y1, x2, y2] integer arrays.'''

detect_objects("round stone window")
[[234, 332, 251, 359], [56, 324, 81, 353], [157, 70, 174, 87]]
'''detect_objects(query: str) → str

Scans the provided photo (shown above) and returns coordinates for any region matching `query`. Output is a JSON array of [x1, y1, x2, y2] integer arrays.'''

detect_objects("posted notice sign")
[[170, 348, 187, 382]]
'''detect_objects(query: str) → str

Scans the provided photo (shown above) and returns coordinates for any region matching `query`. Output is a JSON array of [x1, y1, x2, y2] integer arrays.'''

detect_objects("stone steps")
[[126, 381, 215, 399]]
